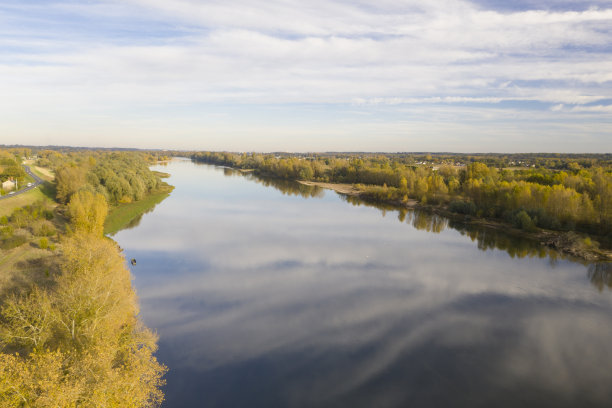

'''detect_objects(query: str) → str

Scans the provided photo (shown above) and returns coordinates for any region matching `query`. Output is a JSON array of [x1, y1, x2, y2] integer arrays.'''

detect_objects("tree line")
[[52, 152, 163, 205], [192, 152, 612, 240]]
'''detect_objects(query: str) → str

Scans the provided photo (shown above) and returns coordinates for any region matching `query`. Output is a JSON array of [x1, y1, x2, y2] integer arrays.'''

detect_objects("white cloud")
[[0, 0, 611, 150]]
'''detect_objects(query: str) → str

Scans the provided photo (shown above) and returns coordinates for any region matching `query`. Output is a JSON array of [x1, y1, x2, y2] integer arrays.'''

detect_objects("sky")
[[1, 0, 611, 152]]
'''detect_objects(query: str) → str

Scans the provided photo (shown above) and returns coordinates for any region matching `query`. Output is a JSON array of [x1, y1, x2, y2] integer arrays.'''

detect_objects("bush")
[[1, 234, 27, 249], [449, 200, 477, 216], [0, 215, 8, 225], [514, 210, 537, 232], [31, 220, 56, 237], [39, 237, 49, 249], [1, 225, 14, 237]]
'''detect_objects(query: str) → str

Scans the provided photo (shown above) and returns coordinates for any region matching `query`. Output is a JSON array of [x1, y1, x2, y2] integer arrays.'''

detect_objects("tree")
[[55, 166, 86, 204], [0, 233, 166, 407], [67, 191, 108, 236]]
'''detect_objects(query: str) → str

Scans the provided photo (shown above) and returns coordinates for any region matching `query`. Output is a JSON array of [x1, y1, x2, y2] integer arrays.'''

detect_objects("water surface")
[[113, 158, 612, 408]]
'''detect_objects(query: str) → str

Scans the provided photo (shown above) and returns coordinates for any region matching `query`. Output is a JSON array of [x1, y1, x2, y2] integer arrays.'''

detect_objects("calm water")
[[113, 158, 612, 408]]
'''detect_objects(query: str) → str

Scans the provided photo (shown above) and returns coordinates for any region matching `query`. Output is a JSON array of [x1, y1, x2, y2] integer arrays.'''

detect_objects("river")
[[112, 158, 612, 408]]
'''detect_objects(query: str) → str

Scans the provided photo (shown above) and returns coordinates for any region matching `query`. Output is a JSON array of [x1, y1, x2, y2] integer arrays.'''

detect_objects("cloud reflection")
[[114, 160, 612, 407]]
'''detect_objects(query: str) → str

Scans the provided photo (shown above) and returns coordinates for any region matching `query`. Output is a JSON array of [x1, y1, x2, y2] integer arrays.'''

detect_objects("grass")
[[0, 162, 56, 218], [31, 166, 55, 182], [0, 241, 57, 299], [104, 184, 174, 235], [0, 187, 53, 217]]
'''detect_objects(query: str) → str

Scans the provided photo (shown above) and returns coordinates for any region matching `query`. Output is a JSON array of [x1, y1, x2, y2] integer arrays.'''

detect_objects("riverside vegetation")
[[191, 152, 612, 260], [0, 149, 170, 406]]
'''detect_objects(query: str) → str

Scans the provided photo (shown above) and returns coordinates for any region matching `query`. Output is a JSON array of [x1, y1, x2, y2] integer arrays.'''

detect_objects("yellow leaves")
[[0, 232, 165, 407], [67, 191, 108, 236], [56, 233, 136, 349], [0, 342, 165, 407], [55, 166, 86, 204], [0, 349, 80, 408], [1, 287, 52, 350]]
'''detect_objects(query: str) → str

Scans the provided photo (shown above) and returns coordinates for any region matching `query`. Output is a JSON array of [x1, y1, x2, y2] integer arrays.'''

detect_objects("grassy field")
[[31, 165, 55, 182], [0, 242, 57, 300], [104, 185, 174, 235], [0, 186, 55, 217]]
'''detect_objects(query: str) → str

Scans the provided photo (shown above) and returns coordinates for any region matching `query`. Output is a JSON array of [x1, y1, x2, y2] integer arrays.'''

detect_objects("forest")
[[0, 149, 168, 406], [45, 151, 164, 206], [191, 152, 612, 244]]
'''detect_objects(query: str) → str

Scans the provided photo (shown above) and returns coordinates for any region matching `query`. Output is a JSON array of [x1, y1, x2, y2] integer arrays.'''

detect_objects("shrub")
[[514, 210, 537, 232], [1, 234, 27, 249], [39, 237, 49, 249], [32, 220, 56, 237], [1, 225, 14, 237], [449, 200, 477, 216]]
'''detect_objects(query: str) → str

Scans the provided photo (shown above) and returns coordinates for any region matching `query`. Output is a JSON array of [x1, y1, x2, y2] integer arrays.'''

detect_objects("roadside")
[[0, 164, 44, 201], [0, 163, 55, 217]]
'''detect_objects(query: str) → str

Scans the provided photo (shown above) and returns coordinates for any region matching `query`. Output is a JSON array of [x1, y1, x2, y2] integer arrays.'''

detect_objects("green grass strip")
[[104, 185, 174, 236]]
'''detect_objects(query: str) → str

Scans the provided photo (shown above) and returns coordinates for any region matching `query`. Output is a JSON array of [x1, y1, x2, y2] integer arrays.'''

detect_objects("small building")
[[2, 180, 16, 191]]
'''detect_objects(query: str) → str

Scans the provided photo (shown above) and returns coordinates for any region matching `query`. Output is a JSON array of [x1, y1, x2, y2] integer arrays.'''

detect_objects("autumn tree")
[[67, 191, 108, 236], [55, 165, 86, 204], [0, 233, 166, 407]]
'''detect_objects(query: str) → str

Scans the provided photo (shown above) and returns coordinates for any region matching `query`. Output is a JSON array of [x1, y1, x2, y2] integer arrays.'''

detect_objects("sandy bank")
[[297, 181, 361, 196]]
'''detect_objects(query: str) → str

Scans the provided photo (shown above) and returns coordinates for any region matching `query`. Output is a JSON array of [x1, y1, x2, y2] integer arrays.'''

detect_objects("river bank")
[[305, 180, 612, 262], [104, 183, 174, 235]]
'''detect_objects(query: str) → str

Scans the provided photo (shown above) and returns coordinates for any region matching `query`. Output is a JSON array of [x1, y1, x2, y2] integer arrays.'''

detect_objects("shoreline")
[[303, 180, 612, 262], [104, 183, 174, 235], [297, 180, 362, 196]]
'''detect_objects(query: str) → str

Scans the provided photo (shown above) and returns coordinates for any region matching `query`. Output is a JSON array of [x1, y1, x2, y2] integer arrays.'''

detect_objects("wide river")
[[113, 158, 612, 408]]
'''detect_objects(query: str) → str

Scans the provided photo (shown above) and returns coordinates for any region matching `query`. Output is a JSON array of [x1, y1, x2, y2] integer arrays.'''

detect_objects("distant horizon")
[[3, 143, 611, 156]]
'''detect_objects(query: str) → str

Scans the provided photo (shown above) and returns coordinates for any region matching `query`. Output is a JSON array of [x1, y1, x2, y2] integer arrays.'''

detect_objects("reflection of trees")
[[342, 195, 398, 211], [109, 203, 160, 234], [222, 167, 246, 177], [212, 164, 326, 198], [587, 263, 612, 292], [452, 224, 551, 259], [247, 175, 325, 198], [216, 167, 326, 198], [342, 194, 569, 262], [403, 210, 447, 234]]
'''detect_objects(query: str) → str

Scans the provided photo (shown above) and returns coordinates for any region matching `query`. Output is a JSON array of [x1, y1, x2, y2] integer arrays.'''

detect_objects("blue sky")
[[1, 0, 611, 152]]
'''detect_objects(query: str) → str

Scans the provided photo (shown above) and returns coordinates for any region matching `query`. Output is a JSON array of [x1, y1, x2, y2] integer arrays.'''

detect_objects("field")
[[0, 187, 55, 217]]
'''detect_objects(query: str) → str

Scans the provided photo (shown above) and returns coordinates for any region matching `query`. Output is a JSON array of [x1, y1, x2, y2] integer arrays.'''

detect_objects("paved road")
[[0, 164, 44, 201]]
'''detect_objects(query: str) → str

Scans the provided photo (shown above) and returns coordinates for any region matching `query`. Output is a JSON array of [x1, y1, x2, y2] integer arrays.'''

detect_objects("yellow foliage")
[[67, 191, 108, 236], [0, 233, 166, 407]]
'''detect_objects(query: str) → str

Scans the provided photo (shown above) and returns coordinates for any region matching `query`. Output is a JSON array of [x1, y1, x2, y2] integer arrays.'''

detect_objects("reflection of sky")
[[114, 159, 612, 407]]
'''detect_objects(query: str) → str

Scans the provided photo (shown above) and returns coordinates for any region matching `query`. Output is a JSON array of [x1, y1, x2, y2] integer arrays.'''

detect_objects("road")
[[0, 164, 44, 201]]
